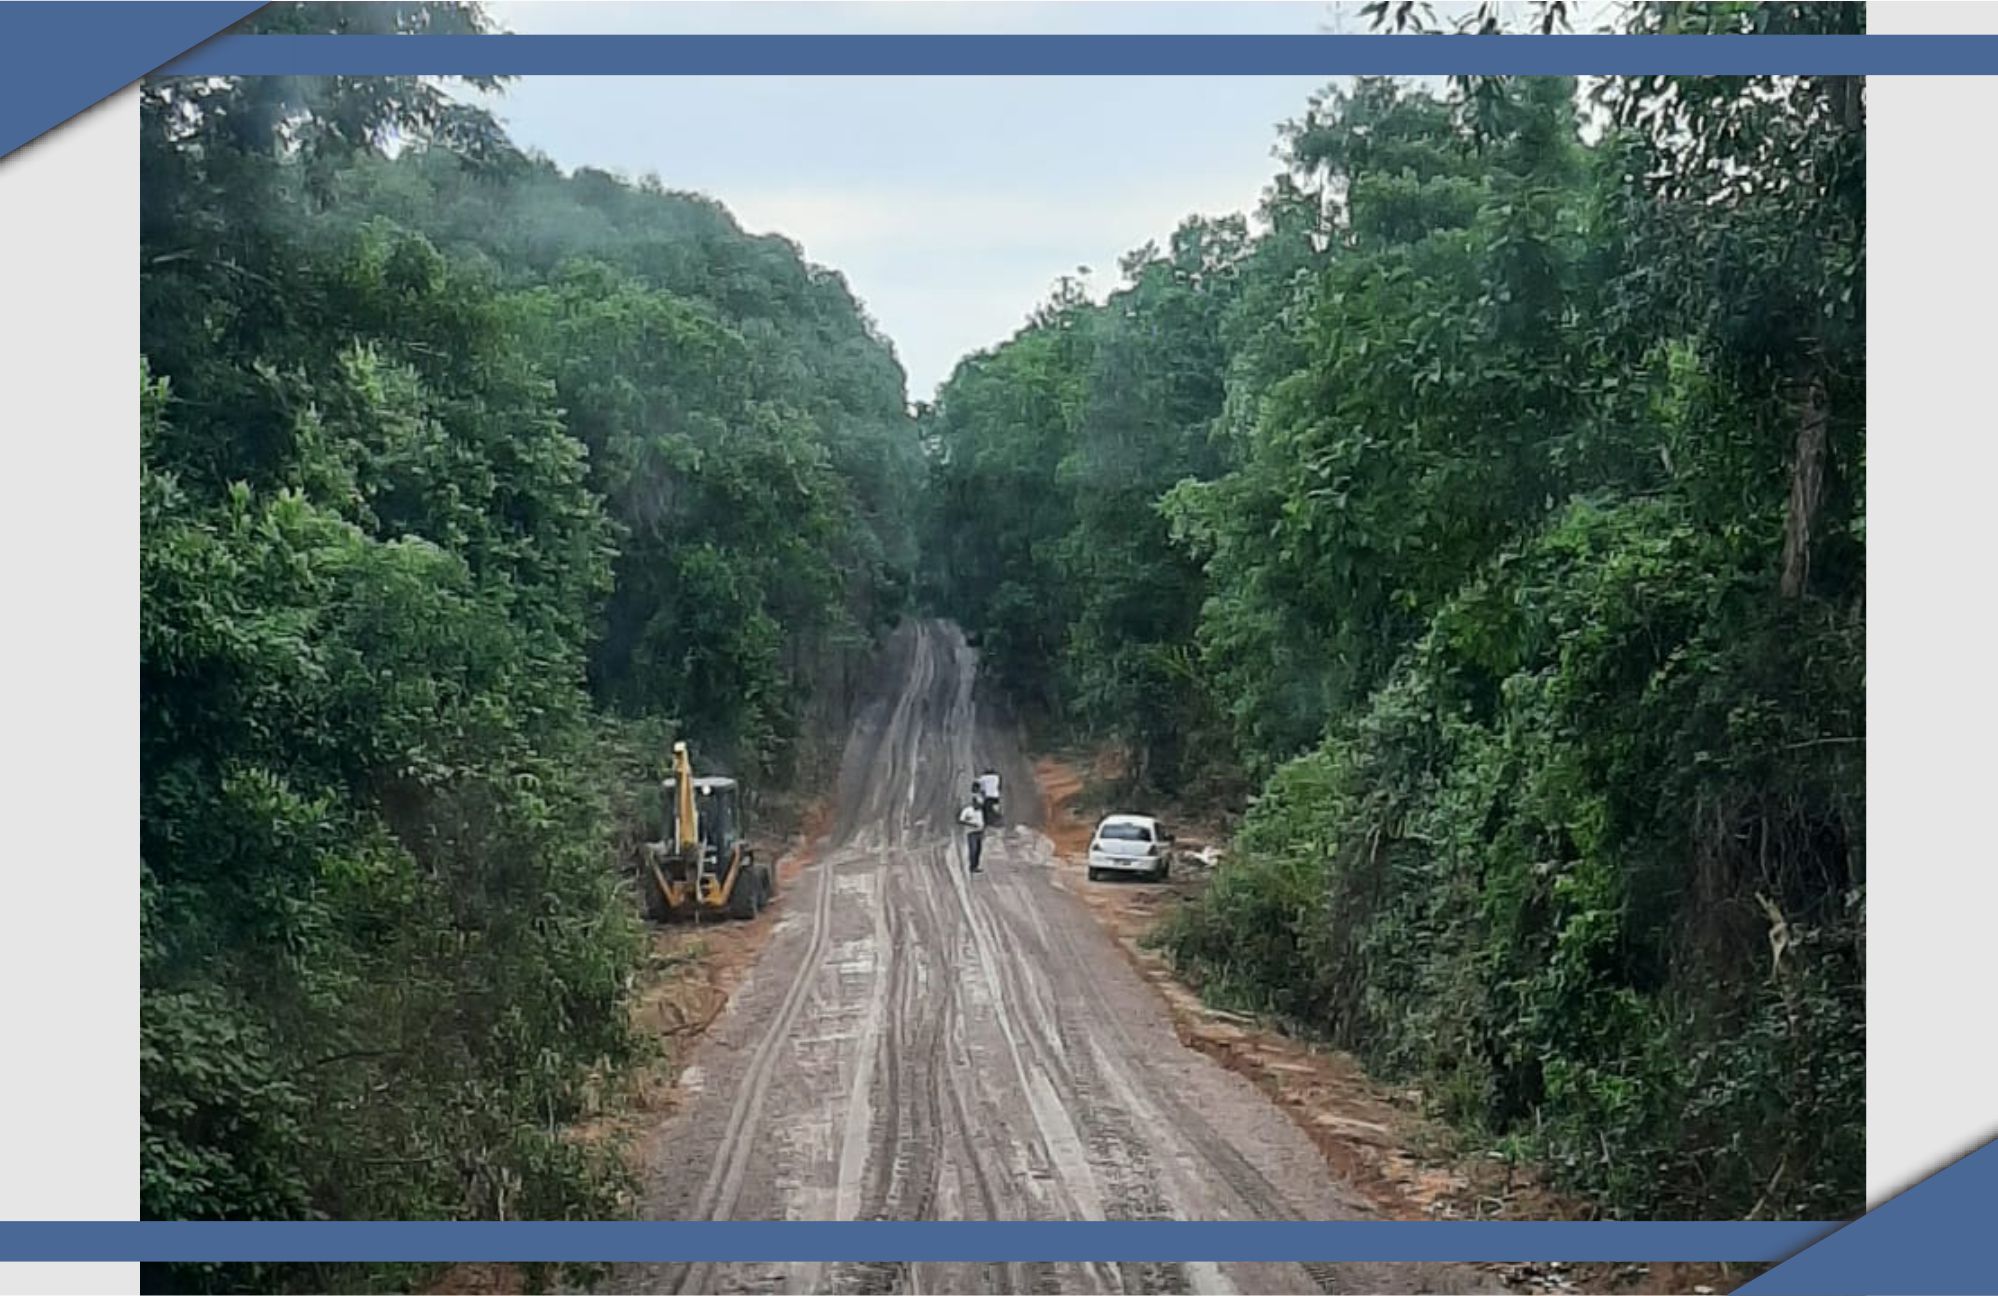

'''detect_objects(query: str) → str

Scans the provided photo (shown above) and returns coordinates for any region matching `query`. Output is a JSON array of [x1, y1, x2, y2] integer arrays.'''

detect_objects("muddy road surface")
[[614, 622, 1492, 1296]]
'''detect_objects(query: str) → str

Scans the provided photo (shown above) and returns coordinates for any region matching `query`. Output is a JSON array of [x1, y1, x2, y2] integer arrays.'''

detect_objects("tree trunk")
[[1779, 367, 1830, 600]]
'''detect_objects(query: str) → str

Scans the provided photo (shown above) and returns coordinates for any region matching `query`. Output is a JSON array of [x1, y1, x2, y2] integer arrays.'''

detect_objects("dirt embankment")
[[1035, 754, 1747, 1296]]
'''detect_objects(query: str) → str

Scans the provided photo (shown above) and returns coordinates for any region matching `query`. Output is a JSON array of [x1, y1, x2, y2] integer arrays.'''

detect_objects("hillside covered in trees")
[[141, 3, 921, 1262], [925, 14, 1863, 1223], [141, 0, 1862, 1272]]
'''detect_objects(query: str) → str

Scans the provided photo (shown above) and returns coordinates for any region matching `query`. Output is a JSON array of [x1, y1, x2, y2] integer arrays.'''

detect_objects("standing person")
[[979, 768, 1002, 825], [958, 790, 985, 874]]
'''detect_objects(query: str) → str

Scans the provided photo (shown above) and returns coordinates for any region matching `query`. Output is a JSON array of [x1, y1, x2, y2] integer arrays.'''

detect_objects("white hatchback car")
[[1087, 814, 1172, 882]]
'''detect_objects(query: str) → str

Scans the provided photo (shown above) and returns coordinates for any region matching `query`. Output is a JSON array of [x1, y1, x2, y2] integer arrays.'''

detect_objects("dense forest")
[[140, 2, 920, 1270], [141, 0, 1862, 1276], [927, 8, 1863, 1222]]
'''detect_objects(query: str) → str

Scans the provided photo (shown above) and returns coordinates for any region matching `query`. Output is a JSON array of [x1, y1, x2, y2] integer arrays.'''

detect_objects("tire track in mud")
[[923, 634, 1127, 1296], [908, 843, 1061, 1296], [840, 623, 938, 849], [982, 854, 1378, 1295], [668, 841, 841, 1296], [978, 884, 1195, 1296], [826, 873, 935, 1296], [912, 829, 1094, 1296], [934, 624, 1360, 1293]]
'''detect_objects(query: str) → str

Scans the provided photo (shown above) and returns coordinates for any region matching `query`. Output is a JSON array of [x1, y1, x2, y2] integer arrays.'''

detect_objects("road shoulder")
[[1033, 754, 1746, 1296]]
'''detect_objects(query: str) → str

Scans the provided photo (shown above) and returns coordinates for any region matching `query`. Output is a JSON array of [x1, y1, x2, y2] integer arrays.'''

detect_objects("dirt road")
[[613, 621, 1494, 1296]]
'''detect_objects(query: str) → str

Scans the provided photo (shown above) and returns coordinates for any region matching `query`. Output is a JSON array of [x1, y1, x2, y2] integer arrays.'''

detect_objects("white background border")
[[0, 84, 139, 1296], [1864, 0, 1998, 1206]]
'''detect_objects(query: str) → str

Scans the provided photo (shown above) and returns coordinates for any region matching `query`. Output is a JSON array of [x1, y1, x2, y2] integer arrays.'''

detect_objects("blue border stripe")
[[0, 1221, 1837, 1263], [157, 33, 1981, 77], [0, 1, 261, 158]]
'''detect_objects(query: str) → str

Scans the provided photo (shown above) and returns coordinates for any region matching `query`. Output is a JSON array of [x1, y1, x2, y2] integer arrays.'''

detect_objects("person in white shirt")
[[957, 791, 986, 873], [978, 769, 1001, 824]]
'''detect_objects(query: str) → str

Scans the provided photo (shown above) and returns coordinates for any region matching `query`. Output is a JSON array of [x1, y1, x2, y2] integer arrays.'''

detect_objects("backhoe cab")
[[640, 741, 773, 922]]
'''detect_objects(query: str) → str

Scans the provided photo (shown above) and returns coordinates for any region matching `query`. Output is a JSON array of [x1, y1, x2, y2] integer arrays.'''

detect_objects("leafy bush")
[[1163, 499, 1863, 1218]]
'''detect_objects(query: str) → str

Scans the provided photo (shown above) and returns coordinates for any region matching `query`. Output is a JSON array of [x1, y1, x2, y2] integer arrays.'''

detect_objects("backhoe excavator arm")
[[673, 740, 699, 854]]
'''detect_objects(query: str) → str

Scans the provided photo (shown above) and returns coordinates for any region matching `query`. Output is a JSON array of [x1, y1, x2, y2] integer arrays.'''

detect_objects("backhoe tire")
[[639, 853, 671, 923], [726, 854, 762, 921]]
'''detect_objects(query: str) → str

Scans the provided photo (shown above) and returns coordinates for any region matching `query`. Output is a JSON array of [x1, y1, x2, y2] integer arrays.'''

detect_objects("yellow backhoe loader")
[[639, 742, 773, 922]]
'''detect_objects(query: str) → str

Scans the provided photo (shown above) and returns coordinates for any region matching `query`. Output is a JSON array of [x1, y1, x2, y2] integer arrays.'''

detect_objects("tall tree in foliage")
[[1168, 77, 1592, 771], [1057, 220, 1245, 791], [923, 277, 1094, 712]]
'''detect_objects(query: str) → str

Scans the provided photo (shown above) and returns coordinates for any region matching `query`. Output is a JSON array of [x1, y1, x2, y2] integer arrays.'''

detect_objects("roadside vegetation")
[[924, 4, 1863, 1222], [141, 4, 918, 1288]]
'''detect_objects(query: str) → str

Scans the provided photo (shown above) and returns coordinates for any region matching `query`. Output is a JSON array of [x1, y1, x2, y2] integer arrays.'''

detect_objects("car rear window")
[[1098, 822, 1152, 842]]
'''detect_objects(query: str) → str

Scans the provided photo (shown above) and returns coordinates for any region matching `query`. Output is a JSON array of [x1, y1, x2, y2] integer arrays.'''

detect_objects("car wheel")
[[1087, 866, 1102, 882]]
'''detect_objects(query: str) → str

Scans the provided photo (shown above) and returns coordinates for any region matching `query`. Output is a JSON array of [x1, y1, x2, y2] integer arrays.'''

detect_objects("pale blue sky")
[[471, 3, 1513, 399]]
